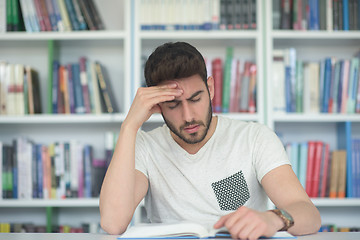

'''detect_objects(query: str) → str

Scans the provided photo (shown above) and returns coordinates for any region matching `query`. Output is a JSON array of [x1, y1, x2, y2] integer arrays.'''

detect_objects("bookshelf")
[[133, 1, 264, 126], [264, 0, 360, 229], [0, 0, 130, 232], [0, 0, 359, 233]]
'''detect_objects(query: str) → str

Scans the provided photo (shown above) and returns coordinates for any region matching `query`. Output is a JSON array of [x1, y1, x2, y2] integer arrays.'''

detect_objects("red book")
[[305, 141, 316, 197], [39, 0, 52, 31], [311, 141, 324, 197], [212, 58, 223, 113], [320, 144, 330, 197], [248, 63, 257, 113]]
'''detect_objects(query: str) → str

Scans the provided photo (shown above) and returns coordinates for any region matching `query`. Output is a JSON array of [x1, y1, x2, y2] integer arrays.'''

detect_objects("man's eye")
[[190, 98, 201, 102], [168, 102, 180, 109]]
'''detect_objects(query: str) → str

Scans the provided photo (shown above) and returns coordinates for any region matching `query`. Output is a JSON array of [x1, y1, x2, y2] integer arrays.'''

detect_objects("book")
[[222, 47, 233, 113], [272, 49, 286, 113], [305, 141, 316, 197], [311, 141, 323, 198], [118, 222, 296, 239], [211, 58, 223, 113], [94, 62, 119, 113]]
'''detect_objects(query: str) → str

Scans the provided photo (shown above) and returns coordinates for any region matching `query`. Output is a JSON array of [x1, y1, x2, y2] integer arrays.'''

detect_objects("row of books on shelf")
[[272, 48, 360, 114], [319, 224, 360, 232], [0, 222, 101, 233], [286, 139, 360, 198], [140, 0, 256, 31], [1, 0, 104, 33], [0, 62, 42, 115], [273, 0, 360, 31], [0, 58, 118, 116], [51, 58, 118, 115], [0, 136, 116, 199], [206, 47, 257, 113]]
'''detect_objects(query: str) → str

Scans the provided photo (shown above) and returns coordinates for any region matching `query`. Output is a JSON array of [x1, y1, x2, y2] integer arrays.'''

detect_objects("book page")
[[119, 222, 210, 238]]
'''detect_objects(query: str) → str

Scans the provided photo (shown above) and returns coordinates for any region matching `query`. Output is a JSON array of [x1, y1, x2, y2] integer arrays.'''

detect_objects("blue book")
[[36, 144, 43, 199], [72, 63, 85, 114], [31, 142, 38, 198], [351, 140, 357, 197], [299, 142, 308, 189], [289, 48, 297, 112], [83, 145, 92, 198], [45, 0, 58, 31], [343, 0, 349, 30], [347, 57, 359, 113], [52, 60, 60, 114], [337, 61, 344, 113], [12, 140, 18, 199], [291, 142, 299, 177], [332, 61, 341, 113], [285, 66, 292, 112], [337, 122, 352, 197], [356, 139, 360, 197], [322, 58, 332, 113], [64, 0, 80, 30], [319, 60, 325, 112], [310, 0, 320, 30], [51, 0, 63, 31]]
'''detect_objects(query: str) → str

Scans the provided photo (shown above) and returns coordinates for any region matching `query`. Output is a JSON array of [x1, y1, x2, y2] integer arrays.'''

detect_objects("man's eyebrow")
[[164, 99, 181, 104], [187, 90, 204, 100], [163, 90, 204, 103]]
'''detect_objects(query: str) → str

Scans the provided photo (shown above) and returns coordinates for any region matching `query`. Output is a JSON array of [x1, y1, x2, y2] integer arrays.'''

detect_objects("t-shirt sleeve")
[[135, 130, 148, 178], [252, 124, 291, 182]]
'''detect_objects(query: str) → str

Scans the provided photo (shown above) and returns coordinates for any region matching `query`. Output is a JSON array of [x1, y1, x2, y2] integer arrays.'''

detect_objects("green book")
[[6, 0, 13, 31], [222, 47, 233, 113], [295, 60, 303, 112]]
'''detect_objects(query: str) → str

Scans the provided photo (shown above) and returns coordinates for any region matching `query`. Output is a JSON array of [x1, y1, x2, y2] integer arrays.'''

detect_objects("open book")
[[118, 222, 296, 239]]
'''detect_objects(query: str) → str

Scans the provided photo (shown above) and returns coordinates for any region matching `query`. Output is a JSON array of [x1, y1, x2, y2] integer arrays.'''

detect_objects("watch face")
[[280, 209, 294, 222]]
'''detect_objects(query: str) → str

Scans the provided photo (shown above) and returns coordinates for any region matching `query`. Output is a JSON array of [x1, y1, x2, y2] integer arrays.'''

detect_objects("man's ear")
[[207, 76, 215, 101]]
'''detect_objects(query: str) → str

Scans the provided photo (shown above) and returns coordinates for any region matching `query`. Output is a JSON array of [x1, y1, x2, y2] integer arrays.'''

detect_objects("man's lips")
[[183, 124, 200, 134]]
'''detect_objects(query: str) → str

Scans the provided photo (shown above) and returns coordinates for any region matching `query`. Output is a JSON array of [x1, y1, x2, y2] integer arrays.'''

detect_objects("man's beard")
[[163, 102, 213, 144]]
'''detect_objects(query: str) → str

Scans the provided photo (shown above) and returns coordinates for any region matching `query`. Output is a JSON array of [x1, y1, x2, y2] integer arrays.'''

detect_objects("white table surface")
[[0, 232, 360, 240]]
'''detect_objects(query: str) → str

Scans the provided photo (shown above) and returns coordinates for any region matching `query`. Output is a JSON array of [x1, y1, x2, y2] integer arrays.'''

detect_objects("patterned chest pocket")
[[211, 171, 250, 211]]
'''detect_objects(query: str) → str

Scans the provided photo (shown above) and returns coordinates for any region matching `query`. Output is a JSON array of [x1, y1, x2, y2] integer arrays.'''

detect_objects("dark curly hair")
[[144, 42, 207, 87]]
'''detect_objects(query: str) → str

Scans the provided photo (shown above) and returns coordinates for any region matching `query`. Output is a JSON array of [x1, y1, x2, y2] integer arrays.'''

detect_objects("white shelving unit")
[[264, 0, 360, 228]]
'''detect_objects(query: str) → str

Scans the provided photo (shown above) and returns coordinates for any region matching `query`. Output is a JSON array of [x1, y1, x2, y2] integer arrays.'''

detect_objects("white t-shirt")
[[135, 116, 290, 227]]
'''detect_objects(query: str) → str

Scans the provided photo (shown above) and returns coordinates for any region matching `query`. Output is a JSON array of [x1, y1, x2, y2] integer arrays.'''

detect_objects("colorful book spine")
[[222, 47, 233, 113], [212, 58, 223, 113]]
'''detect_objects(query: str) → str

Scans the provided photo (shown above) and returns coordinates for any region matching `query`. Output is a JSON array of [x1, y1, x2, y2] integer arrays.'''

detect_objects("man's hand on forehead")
[[158, 80, 179, 89]]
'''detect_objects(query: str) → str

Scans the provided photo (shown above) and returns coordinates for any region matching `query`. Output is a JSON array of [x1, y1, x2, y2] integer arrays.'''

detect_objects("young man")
[[99, 42, 321, 239]]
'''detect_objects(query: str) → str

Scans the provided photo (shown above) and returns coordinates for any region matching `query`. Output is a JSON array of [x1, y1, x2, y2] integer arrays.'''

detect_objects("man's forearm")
[[282, 201, 321, 235], [99, 124, 138, 234]]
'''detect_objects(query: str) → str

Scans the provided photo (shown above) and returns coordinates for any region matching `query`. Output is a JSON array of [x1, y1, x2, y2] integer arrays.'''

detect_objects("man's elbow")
[[100, 217, 129, 235], [312, 209, 322, 234]]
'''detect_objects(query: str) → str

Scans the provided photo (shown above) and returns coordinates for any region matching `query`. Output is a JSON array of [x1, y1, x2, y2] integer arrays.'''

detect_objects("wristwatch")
[[270, 209, 294, 231]]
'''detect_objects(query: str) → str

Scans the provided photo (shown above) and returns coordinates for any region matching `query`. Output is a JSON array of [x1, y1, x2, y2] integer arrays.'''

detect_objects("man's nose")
[[182, 102, 194, 123]]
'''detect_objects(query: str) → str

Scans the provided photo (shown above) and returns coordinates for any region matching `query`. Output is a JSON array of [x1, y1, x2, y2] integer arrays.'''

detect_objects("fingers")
[[136, 85, 183, 107], [215, 207, 276, 240], [213, 212, 233, 229]]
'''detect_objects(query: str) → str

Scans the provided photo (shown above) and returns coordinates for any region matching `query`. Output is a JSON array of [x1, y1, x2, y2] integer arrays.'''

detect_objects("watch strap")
[[270, 209, 294, 231]]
